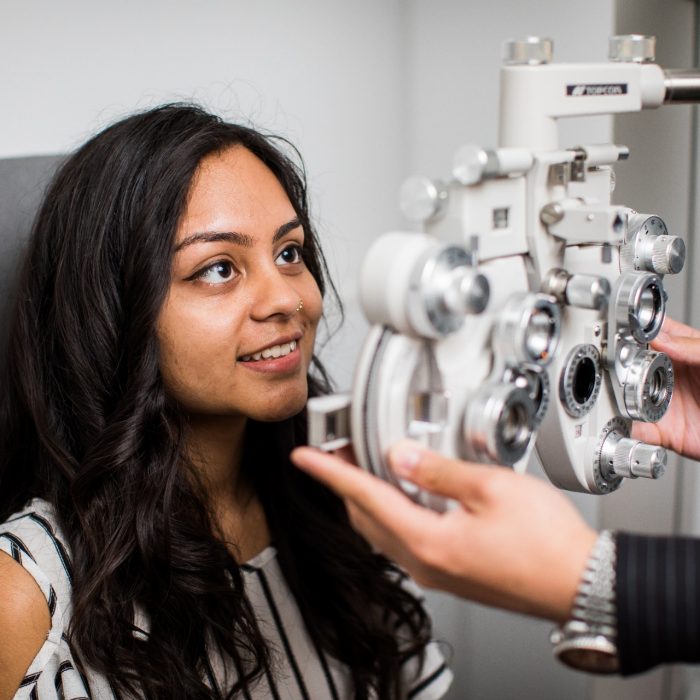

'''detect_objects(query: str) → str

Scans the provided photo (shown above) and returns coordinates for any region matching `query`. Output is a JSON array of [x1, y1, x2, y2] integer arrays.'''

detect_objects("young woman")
[[0, 105, 451, 699]]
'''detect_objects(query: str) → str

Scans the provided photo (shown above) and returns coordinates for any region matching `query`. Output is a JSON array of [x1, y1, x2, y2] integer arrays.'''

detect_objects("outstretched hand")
[[632, 317, 700, 461], [291, 442, 597, 623]]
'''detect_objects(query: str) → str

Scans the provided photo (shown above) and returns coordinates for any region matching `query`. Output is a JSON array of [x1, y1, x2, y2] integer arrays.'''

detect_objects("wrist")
[[551, 530, 619, 674], [551, 526, 598, 624]]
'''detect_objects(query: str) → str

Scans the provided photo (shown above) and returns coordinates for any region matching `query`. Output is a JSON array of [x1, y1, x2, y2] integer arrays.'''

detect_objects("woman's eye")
[[275, 244, 303, 267], [195, 261, 237, 284]]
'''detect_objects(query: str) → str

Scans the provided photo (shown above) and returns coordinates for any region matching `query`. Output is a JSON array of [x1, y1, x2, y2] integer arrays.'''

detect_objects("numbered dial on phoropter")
[[592, 417, 627, 494]]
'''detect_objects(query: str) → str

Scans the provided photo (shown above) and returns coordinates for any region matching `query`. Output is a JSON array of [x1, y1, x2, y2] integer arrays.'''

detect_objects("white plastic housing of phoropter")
[[498, 35, 691, 494], [308, 34, 699, 503]]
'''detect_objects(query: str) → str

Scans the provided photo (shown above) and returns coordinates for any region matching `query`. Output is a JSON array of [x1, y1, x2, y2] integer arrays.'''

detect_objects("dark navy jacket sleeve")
[[616, 533, 700, 675]]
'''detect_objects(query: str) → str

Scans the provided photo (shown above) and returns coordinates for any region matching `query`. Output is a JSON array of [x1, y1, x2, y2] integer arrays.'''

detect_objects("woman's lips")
[[238, 345, 302, 374]]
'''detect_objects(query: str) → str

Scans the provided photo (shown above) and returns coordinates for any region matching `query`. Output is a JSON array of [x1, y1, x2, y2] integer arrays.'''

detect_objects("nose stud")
[[295, 299, 304, 314]]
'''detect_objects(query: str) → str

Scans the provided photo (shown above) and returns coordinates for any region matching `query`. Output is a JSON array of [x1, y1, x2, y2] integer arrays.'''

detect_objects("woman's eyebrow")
[[175, 217, 302, 252], [273, 217, 302, 244]]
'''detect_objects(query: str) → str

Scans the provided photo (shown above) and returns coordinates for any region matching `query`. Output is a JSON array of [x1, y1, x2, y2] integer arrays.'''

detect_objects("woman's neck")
[[186, 415, 270, 562]]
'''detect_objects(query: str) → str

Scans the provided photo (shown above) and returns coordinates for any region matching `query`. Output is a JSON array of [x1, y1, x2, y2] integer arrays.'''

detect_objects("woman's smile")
[[238, 334, 303, 373]]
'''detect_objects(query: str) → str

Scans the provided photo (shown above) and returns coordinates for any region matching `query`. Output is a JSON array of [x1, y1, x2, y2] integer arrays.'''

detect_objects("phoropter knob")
[[360, 232, 488, 338], [609, 35, 656, 63], [565, 274, 611, 310], [541, 268, 610, 311], [399, 176, 449, 223], [443, 267, 490, 315], [651, 235, 686, 275], [503, 37, 553, 65], [613, 438, 666, 479]]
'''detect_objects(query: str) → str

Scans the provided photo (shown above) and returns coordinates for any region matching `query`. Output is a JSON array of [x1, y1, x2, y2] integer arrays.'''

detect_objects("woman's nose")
[[248, 268, 301, 321]]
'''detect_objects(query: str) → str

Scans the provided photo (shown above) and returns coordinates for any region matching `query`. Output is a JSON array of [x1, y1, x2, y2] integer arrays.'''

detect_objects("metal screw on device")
[[503, 37, 553, 66], [609, 35, 656, 63]]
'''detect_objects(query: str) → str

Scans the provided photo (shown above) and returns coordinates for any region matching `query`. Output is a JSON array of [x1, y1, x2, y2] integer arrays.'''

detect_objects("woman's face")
[[157, 145, 323, 423]]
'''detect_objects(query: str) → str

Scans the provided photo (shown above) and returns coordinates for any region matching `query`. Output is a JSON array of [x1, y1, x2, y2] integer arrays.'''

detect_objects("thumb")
[[653, 332, 700, 366], [630, 420, 662, 445], [388, 440, 499, 506]]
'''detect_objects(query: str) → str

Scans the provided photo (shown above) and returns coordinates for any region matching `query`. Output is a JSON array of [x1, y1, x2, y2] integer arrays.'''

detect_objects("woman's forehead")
[[177, 146, 296, 244]]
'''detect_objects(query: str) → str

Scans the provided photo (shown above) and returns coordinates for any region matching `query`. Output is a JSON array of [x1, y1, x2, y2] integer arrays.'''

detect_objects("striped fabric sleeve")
[[616, 532, 700, 675]]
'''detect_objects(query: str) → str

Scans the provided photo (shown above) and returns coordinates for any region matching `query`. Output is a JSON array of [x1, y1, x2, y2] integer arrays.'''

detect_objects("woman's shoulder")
[[0, 498, 73, 626], [0, 500, 98, 699], [0, 548, 52, 691]]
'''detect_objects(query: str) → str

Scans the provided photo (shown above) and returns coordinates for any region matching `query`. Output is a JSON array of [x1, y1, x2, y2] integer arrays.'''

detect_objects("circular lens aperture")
[[499, 401, 531, 451], [463, 384, 536, 465], [623, 350, 674, 422], [637, 284, 662, 332], [559, 344, 602, 418], [573, 357, 597, 405], [614, 272, 665, 343], [649, 366, 669, 408]]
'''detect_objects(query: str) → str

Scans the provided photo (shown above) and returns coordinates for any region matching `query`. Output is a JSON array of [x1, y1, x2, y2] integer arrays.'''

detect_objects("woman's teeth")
[[241, 339, 297, 362]]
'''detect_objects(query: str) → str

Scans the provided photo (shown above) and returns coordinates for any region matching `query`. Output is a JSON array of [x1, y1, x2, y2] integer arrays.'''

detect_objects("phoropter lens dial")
[[623, 350, 674, 422], [495, 292, 561, 366], [613, 271, 666, 343], [462, 383, 536, 465]]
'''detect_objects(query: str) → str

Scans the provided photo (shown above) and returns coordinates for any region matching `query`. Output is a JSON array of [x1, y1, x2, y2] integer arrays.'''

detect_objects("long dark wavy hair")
[[0, 104, 431, 698]]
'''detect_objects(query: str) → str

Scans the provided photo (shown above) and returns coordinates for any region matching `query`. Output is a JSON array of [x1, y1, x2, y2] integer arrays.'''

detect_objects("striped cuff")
[[617, 533, 700, 675]]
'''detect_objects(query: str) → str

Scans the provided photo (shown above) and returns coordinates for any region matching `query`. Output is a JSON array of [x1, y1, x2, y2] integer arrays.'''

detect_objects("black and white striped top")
[[0, 499, 452, 699]]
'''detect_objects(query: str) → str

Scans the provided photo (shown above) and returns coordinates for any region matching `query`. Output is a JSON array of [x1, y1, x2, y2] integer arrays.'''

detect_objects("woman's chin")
[[249, 396, 308, 423]]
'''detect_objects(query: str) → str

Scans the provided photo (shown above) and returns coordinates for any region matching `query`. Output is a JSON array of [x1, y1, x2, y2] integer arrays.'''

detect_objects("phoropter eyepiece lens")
[[525, 309, 558, 362], [499, 401, 531, 450], [638, 284, 662, 332]]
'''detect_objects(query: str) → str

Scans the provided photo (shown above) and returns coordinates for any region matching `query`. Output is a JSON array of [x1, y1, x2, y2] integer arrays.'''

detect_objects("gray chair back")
[[0, 156, 62, 343]]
